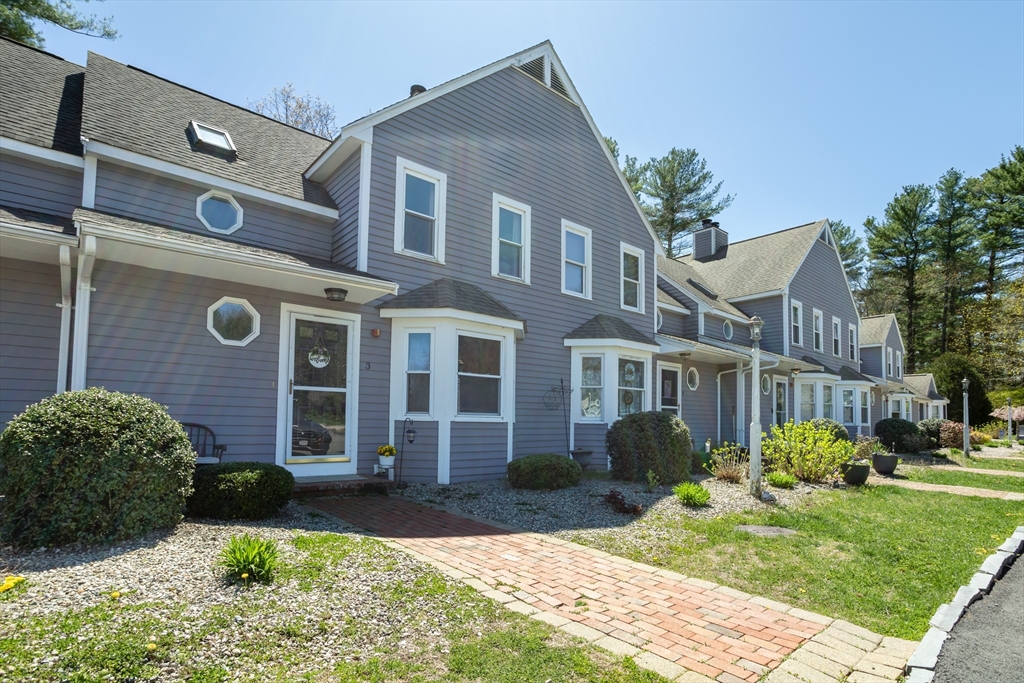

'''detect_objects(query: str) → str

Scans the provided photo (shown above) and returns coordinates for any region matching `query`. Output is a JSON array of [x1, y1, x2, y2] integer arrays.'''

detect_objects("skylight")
[[189, 120, 236, 152]]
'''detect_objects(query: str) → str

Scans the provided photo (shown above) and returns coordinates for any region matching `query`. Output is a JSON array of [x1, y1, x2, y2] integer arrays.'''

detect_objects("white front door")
[[277, 304, 360, 477]]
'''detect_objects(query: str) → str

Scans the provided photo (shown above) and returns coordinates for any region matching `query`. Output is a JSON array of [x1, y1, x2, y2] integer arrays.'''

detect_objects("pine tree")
[[0, 0, 117, 48]]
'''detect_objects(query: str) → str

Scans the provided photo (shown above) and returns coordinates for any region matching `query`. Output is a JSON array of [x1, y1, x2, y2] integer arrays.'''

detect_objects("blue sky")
[[37, 1, 1023, 244]]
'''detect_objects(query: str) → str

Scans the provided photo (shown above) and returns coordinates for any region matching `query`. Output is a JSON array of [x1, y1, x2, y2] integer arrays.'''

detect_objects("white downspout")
[[56, 245, 72, 393], [70, 235, 96, 390]]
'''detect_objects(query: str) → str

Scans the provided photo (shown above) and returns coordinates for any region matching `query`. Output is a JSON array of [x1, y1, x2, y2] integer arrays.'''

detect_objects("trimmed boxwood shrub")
[[507, 453, 582, 490], [918, 418, 949, 448], [0, 388, 194, 548], [808, 418, 851, 442], [874, 418, 922, 453], [188, 462, 294, 520], [606, 411, 694, 485]]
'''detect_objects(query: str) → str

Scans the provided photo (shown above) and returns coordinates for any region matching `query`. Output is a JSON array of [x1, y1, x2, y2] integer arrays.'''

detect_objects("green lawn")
[[955, 455, 1024, 473], [564, 486, 1023, 640], [1, 533, 666, 683], [899, 467, 1024, 493]]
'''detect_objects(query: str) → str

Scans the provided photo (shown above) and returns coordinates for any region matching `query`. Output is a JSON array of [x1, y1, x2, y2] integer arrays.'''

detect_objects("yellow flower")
[[146, 643, 157, 651], [991, 534, 1000, 540], [241, 573, 249, 580], [110, 591, 121, 599], [798, 588, 806, 593]]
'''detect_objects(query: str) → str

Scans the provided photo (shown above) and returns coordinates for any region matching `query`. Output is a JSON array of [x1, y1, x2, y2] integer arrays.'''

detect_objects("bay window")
[[457, 334, 502, 415], [580, 355, 603, 420], [842, 388, 855, 423], [800, 384, 815, 422], [618, 358, 646, 417], [861, 391, 869, 424], [823, 384, 834, 420], [406, 332, 431, 414]]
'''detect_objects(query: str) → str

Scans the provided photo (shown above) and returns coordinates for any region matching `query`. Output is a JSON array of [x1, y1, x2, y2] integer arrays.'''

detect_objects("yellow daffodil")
[[146, 643, 157, 651], [110, 591, 121, 599], [241, 573, 249, 580], [0, 576, 25, 593]]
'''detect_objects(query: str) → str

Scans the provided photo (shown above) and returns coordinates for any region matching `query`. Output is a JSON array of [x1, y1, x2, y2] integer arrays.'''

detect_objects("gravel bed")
[[0, 501, 499, 681]]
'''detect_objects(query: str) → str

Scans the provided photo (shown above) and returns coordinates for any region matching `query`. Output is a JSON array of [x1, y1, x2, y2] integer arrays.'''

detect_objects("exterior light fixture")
[[748, 315, 764, 342], [324, 288, 348, 302]]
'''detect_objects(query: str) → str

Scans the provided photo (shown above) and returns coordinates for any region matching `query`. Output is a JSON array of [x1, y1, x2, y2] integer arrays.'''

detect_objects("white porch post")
[[962, 378, 970, 453], [748, 316, 764, 498]]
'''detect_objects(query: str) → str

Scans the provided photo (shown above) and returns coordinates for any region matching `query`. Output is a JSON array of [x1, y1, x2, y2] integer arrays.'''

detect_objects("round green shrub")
[[507, 453, 582, 490], [917, 418, 949, 448], [673, 481, 710, 507], [766, 471, 797, 489], [188, 462, 294, 520], [606, 411, 694, 485], [0, 388, 194, 548], [874, 418, 922, 453], [808, 418, 851, 442]]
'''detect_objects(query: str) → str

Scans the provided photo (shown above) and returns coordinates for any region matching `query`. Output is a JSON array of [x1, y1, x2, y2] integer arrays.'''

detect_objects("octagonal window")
[[196, 190, 243, 233], [207, 297, 260, 346]]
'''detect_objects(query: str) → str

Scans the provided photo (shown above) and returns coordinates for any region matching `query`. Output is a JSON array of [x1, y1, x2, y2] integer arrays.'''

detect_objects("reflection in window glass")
[[212, 302, 253, 341], [843, 389, 854, 423], [564, 230, 586, 294], [407, 332, 431, 414], [458, 335, 501, 414], [580, 356, 602, 420], [823, 384, 834, 420], [800, 384, 815, 422], [498, 207, 524, 278], [622, 251, 640, 309], [293, 320, 347, 389], [201, 196, 239, 231], [618, 358, 645, 417], [404, 174, 436, 255]]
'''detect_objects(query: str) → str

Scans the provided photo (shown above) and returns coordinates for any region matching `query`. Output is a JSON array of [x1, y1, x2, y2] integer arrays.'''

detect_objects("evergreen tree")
[[604, 137, 645, 201], [928, 353, 993, 423], [0, 0, 117, 48], [828, 219, 867, 288]]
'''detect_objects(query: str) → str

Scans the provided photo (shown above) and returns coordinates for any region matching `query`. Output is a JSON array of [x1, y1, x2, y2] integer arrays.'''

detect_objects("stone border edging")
[[904, 525, 1024, 683]]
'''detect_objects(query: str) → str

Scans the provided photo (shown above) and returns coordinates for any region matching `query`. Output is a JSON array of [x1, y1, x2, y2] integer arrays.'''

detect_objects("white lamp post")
[[1007, 397, 1013, 443], [748, 316, 765, 498], [962, 378, 970, 454]]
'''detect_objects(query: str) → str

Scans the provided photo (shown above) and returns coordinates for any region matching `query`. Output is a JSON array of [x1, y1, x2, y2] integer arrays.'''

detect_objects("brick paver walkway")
[[309, 496, 874, 682], [870, 476, 1024, 501]]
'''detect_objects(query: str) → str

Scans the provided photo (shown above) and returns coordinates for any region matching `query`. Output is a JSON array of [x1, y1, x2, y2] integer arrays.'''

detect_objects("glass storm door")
[[659, 366, 681, 417], [287, 314, 352, 468], [774, 379, 788, 427]]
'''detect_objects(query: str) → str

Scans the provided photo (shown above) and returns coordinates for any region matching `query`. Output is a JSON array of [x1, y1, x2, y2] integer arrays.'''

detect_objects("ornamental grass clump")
[[762, 421, 854, 483], [710, 442, 746, 484], [766, 471, 797, 489], [219, 534, 279, 586], [673, 481, 710, 507], [0, 388, 194, 548]]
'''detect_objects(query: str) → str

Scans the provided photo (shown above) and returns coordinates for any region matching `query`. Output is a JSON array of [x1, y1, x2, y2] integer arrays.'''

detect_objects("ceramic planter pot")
[[378, 455, 396, 468], [841, 462, 871, 486], [872, 453, 899, 475], [570, 449, 592, 471]]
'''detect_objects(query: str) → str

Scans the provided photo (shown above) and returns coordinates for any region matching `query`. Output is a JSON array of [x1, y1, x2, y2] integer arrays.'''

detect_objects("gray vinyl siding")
[[368, 66, 657, 464], [393, 420, 438, 483], [657, 308, 688, 338], [450, 422, 507, 482], [733, 296, 784, 356], [787, 239, 860, 371], [657, 278, 700, 338], [693, 230, 713, 260], [0, 153, 82, 217], [679, 359, 719, 449], [572, 422, 607, 469], [325, 150, 361, 267], [702, 312, 747, 346], [861, 344, 885, 378], [883, 324, 904, 380], [0, 257, 62, 428], [93, 161, 334, 259], [84, 260, 391, 465]]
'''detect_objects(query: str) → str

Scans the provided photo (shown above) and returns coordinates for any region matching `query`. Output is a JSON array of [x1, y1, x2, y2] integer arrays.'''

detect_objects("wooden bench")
[[182, 422, 226, 465]]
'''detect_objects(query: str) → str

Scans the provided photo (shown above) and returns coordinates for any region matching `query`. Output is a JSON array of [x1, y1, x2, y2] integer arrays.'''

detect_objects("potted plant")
[[841, 458, 871, 486], [570, 448, 593, 471], [377, 444, 397, 468], [872, 444, 900, 476]]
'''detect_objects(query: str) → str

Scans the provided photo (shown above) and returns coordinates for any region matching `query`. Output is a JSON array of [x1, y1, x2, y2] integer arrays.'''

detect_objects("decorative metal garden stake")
[[962, 378, 970, 454], [397, 417, 415, 489], [748, 316, 764, 498], [542, 380, 573, 458]]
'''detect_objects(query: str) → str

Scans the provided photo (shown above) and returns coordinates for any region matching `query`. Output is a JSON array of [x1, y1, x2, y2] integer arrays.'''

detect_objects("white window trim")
[[723, 319, 734, 340], [403, 329, 435, 418], [206, 296, 260, 346], [791, 300, 803, 347], [761, 373, 771, 395], [456, 328, 506, 419], [579, 353, 606, 423], [617, 354, 649, 419], [812, 308, 824, 353], [568, 345, 653, 428], [887, 347, 894, 377], [196, 190, 244, 234], [189, 120, 236, 152], [393, 157, 447, 263], [841, 387, 856, 424], [686, 367, 700, 391], [656, 361, 683, 417], [832, 316, 842, 358], [619, 241, 645, 313], [896, 351, 903, 378], [561, 219, 592, 299], [796, 380, 816, 424], [849, 323, 858, 362], [490, 193, 531, 284]]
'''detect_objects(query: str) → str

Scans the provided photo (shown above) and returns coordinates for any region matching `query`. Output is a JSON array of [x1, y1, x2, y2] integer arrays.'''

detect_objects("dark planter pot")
[[872, 453, 899, 475], [841, 462, 871, 486], [570, 449, 593, 471]]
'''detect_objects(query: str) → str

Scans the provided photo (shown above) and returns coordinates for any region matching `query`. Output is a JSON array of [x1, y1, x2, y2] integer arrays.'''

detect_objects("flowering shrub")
[[939, 422, 985, 449], [762, 421, 854, 483]]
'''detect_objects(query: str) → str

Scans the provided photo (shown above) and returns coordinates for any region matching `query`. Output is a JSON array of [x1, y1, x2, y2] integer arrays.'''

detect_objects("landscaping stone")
[[735, 524, 798, 537], [906, 627, 949, 670], [997, 536, 1023, 554], [949, 585, 981, 613], [978, 550, 1014, 577], [928, 603, 964, 633], [968, 571, 995, 593], [905, 669, 935, 683]]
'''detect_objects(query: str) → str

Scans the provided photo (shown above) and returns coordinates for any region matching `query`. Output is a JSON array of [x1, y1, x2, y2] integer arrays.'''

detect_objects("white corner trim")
[[619, 241, 645, 313], [195, 190, 244, 234], [206, 296, 261, 346], [561, 219, 592, 299], [84, 140, 338, 220], [0, 136, 85, 169], [82, 155, 97, 208], [393, 157, 447, 264], [305, 122, 372, 182], [70, 235, 97, 391], [56, 245, 72, 394], [490, 193, 531, 284], [357, 140, 372, 272]]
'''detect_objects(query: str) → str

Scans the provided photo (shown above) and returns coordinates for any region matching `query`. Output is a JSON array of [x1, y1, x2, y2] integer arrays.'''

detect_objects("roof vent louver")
[[516, 57, 546, 83], [549, 68, 570, 98], [515, 54, 575, 104]]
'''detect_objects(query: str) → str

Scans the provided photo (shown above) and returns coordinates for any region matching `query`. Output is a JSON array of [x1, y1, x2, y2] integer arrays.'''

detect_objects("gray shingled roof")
[[0, 38, 83, 155], [657, 257, 747, 318], [1, 204, 76, 236], [565, 314, 655, 346], [904, 374, 945, 400], [676, 220, 828, 300], [73, 207, 390, 282], [860, 314, 895, 345], [80, 52, 334, 207], [379, 278, 523, 322], [657, 287, 689, 310], [799, 356, 877, 382]]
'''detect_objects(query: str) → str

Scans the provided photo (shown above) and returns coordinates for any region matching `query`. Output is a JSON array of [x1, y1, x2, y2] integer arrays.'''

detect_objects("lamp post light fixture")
[[748, 315, 765, 498], [962, 378, 970, 455], [1008, 397, 1013, 443]]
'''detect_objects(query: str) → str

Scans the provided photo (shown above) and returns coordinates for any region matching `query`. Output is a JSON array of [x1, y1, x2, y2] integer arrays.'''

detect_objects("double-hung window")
[[823, 384, 834, 420], [887, 348, 894, 377], [861, 391, 869, 424], [394, 158, 446, 261], [580, 355, 603, 420], [842, 389, 855, 423], [812, 309, 823, 352], [800, 384, 815, 422], [406, 332, 431, 414], [618, 357, 645, 417], [561, 221, 592, 298], [457, 334, 502, 415], [849, 324, 857, 362], [832, 317, 841, 357], [491, 194, 530, 282], [891, 398, 902, 420], [896, 351, 903, 378], [791, 300, 803, 346], [620, 243, 644, 312]]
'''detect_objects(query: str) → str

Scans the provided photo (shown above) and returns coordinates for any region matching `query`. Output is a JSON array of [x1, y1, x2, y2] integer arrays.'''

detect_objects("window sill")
[[453, 415, 507, 423], [492, 273, 530, 286], [561, 289, 591, 300], [396, 249, 445, 265], [619, 304, 644, 315]]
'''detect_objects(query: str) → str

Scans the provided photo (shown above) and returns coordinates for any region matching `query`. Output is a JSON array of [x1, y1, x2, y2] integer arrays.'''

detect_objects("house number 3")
[[363, 362, 371, 370]]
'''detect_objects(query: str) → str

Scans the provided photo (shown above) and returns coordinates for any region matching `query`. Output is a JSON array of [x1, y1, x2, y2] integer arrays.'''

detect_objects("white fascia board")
[[726, 289, 784, 304], [0, 136, 84, 169], [656, 270, 746, 321], [657, 301, 690, 315], [0, 222, 78, 246], [795, 370, 842, 381], [306, 129, 371, 183], [859, 343, 883, 348], [77, 220, 398, 300], [379, 307, 524, 337], [83, 140, 338, 221], [564, 337, 660, 354]]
